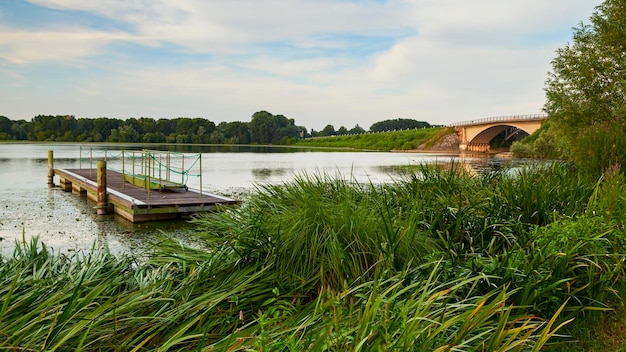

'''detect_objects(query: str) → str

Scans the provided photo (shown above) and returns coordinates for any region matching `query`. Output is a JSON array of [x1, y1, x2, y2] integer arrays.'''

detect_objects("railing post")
[[166, 153, 170, 182], [132, 151, 136, 187], [158, 153, 162, 181], [122, 151, 125, 190], [147, 155, 151, 200]]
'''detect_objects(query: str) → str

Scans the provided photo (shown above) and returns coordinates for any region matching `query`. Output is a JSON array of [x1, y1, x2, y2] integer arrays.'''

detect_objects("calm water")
[[0, 143, 491, 256]]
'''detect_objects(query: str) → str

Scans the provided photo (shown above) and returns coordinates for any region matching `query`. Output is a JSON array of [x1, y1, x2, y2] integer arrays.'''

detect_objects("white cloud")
[[0, 0, 604, 127], [0, 26, 134, 64]]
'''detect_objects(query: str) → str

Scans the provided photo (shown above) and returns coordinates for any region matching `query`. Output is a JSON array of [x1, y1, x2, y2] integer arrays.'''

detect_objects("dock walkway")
[[55, 168, 237, 222]]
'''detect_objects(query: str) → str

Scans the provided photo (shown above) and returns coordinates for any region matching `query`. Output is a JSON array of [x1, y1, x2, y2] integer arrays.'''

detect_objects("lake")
[[0, 143, 493, 256]]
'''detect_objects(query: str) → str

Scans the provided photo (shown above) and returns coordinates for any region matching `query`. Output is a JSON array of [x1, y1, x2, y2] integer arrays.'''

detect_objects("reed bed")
[[1, 163, 625, 350]]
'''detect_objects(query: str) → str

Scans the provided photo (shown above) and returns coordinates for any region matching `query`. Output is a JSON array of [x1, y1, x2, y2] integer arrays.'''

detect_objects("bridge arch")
[[451, 114, 546, 152]]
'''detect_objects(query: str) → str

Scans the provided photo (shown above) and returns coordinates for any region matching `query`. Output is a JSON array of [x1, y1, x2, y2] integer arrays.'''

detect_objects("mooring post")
[[96, 160, 110, 215], [47, 150, 54, 187]]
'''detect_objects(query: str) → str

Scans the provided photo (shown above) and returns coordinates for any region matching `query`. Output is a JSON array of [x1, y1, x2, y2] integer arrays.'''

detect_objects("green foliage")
[[544, 0, 626, 130], [0, 113, 307, 145], [369, 118, 431, 132], [532, 0, 626, 176], [193, 172, 441, 291], [296, 128, 445, 151], [570, 119, 626, 178], [2, 163, 626, 350], [249, 110, 302, 144]]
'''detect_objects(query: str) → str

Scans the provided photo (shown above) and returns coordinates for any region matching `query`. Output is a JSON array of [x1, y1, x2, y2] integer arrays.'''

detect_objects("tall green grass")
[[1, 162, 625, 350], [295, 128, 445, 151]]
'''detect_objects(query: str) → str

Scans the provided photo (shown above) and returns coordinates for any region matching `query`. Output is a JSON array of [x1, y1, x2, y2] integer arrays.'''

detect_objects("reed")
[[1, 162, 625, 350]]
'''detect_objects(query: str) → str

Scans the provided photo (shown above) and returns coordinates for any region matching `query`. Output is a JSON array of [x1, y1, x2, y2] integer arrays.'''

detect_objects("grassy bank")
[[1, 163, 625, 350], [295, 127, 448, 151]]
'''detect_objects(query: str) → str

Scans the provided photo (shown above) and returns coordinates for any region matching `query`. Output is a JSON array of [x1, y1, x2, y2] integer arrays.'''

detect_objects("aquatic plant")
[[1, 163, 625, 350]]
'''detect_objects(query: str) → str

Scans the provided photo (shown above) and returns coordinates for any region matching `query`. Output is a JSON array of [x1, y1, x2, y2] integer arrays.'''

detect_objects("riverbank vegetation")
[[512, 0, 626, 179], [0, 111, 432, 147], [2, 1, 625, 350], [294, 127, 447, 151], [1, 163, 625, 350]]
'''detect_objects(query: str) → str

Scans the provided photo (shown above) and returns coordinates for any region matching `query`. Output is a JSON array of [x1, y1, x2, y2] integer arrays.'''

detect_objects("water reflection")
[[252, 167, 289, 179], [1, 143, 528, 256]]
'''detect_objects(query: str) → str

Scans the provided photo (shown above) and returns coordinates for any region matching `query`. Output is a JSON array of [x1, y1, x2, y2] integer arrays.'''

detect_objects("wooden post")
[[90, 148, 93, 177], [96, 160, 110, 215], [47, 150, 54, 187]]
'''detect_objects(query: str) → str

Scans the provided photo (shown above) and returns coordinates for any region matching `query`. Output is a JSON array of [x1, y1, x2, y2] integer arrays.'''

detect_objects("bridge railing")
[[448, 113, 548, 127]]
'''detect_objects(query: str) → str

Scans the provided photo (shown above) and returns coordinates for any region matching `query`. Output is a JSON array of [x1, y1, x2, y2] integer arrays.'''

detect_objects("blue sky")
[[0, 0, 601, 129]]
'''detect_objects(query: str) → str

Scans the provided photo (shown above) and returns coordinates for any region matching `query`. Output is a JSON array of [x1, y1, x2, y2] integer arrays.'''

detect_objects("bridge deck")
[[449, 114, 547, 127], [54, 168, 238, 222]]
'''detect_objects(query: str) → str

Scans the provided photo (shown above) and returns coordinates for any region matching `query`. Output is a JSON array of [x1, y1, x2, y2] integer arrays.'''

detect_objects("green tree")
[[370, 118, 430, 132], [320, 124, 336, 136], [157, 118, 176, 136], [0, 116, 12, 140], [92, 118, 119, 142], [542, 0, 626, 176], [250, 111, 278, 144], [11, 120, 29, 140], [218, 121, 251, 144], [349, 124, 366, 134]]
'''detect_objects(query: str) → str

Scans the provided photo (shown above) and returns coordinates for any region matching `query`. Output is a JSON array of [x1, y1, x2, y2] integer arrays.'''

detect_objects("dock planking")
[[54, 168, 238, 222]]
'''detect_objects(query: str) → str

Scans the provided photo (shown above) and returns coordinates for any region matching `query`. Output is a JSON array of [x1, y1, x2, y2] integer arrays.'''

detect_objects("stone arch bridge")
[[449, 114, 547, 152]]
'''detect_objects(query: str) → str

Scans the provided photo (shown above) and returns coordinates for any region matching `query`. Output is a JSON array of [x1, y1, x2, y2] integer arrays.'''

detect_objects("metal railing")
[[78, 147, 203, 198], [448, 114, 548, 127]]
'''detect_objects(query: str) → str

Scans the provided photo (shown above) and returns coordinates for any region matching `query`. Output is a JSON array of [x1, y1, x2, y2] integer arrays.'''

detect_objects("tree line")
[[0, 112, 431, 144]]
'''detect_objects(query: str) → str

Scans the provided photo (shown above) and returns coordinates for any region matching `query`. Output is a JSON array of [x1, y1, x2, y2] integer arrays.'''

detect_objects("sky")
[[0, 0, 602, 130]]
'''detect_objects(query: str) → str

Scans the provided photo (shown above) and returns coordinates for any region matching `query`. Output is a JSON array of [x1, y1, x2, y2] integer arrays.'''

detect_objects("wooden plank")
[[53, 168, 237, 222]]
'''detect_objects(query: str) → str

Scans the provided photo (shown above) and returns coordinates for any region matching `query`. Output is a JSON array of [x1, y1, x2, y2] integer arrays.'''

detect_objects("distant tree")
[[250, 111, 278, 144], [370, 118, 430, 132], [0, 116, 12, 139], [218, 121, 251, 144], [337, 126, 348, 135], [1, 111, 304, 145], [92, 117, 119, 141], [157, 118, 176, 136], [118, 125, 140, 142], [320, 124, 336, 136], [349, 124, 366, 134], [11, 120, 29, 140], [209, 130, 224, 144], [248, 111, 302, 144]]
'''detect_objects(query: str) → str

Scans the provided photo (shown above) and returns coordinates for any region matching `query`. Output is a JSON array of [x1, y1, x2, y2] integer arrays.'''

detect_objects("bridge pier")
[[467, 144, 490, 152]]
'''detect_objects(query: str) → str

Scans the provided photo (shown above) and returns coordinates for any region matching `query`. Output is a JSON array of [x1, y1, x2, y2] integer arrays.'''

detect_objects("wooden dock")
[[54, 168, 238, 222]]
